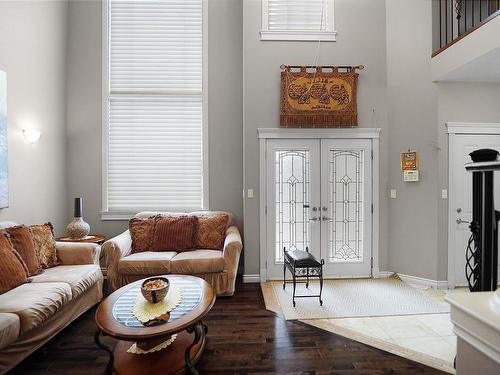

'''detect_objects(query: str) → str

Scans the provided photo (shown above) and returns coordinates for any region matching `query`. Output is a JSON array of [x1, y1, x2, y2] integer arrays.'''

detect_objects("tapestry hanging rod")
[[280, 64, 364, 71]]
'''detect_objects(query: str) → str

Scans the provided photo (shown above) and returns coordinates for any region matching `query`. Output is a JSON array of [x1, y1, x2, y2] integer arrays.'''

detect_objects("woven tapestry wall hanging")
[[280, 65, 363, 128]]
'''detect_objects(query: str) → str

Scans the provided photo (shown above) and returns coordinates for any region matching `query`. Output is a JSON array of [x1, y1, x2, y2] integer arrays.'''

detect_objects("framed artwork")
[[0, 70, 8, 208], [400, 151, 419, 171]]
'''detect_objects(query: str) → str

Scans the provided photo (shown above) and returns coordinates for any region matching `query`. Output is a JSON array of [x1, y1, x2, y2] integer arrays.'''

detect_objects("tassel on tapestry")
[[280, 65, 363, 128]]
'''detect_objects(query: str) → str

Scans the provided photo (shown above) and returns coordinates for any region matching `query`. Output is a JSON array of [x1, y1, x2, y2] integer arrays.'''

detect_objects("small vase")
[[66, 217, 90, 240]]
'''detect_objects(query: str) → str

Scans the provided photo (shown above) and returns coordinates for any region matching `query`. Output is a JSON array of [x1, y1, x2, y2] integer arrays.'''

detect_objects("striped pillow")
[[0, 233, 29, 294], [4, 225, 43, 276], [151, 216, 197, 252]]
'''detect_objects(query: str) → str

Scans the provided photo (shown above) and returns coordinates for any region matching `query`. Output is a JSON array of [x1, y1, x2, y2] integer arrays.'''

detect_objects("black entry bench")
[[283, 247, 324, 307]]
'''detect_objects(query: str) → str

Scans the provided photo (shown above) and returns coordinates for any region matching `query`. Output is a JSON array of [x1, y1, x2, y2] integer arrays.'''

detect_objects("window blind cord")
[[306, 0, 325, 93], [312, 0, 327, 68], [283, 0, 327, 97]]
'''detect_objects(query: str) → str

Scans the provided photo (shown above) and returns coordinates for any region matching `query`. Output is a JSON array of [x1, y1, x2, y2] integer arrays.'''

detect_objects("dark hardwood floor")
[[10, 281, 446, 375]]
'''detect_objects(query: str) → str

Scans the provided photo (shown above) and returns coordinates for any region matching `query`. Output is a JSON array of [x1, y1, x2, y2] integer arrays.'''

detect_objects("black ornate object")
[[465, 221, 481, 291], [465, 149, 500, 292], [283, 247, 324, 307], [454, 0, 462, 20]]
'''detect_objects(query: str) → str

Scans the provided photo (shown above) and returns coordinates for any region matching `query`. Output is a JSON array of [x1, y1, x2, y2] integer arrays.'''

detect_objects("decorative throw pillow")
[[30, 223, 59, 268], [151, 215, 197, 252], [195, 214, 228, 250], [129, 216, 156, 253], [5, 225, 43, 276], [0, 233, 29, 294]]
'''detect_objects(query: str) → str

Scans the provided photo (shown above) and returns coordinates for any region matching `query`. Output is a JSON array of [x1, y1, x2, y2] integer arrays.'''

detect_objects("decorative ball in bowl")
[[141, 277, 170, 304]]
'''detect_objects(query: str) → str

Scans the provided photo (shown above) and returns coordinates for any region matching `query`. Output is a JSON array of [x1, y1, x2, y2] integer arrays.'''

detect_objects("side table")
[[56, 234, 107, 245]]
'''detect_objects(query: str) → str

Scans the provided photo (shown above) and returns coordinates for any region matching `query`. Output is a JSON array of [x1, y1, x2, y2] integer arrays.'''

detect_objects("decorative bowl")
[[140, 277, 169, 304]]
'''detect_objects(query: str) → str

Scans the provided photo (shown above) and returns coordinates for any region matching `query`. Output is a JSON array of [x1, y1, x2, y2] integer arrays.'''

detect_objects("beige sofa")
[[103, 211, 243, 296], [0, 221, 103, 374]]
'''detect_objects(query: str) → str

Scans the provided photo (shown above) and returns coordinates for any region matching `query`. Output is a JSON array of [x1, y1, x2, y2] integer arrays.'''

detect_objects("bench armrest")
[[56, 242, 101, 265], [222, 226, 243, 273]]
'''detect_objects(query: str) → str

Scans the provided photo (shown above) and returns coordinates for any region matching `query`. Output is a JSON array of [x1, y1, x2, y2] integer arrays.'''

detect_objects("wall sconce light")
[[22, 129, 41, 144]]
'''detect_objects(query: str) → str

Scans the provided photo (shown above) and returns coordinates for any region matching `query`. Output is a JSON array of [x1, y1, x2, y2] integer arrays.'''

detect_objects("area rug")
[[263, 277, 450, 320]]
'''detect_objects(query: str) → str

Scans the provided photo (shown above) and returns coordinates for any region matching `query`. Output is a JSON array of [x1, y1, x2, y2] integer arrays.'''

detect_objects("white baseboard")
[[243, 274, 261, 283], [373, 270, 448, 289], [374, 271, 394, 278], [398, 273, 448, 290], [245, 270, 447, 289]]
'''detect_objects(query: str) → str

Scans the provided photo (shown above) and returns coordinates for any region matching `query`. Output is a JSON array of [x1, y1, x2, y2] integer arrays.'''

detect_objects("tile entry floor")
[[262, 282, 470, 374], [305, 313, 456, 374]]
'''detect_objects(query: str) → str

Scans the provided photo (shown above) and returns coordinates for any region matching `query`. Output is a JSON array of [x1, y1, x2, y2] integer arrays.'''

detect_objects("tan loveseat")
[[0, 221, 103, 374], [102, 211, 243, 296]]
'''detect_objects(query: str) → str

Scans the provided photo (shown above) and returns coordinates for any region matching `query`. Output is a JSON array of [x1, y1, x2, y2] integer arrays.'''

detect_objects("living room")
[[0, 0, 499, 374]]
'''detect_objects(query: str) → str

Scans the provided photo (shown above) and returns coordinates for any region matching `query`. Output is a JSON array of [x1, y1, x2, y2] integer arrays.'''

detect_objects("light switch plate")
[[441, 189, 448, 199], [247, 189, 254, 199], [390, 189, 397, 199]]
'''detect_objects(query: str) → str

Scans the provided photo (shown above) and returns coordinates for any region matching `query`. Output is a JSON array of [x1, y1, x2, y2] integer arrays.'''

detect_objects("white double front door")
[[265, 138, 373, 279]]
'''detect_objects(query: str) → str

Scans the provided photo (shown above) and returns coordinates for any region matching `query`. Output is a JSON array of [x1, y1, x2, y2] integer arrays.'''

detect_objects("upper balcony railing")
[[433, 0, 500, 57]]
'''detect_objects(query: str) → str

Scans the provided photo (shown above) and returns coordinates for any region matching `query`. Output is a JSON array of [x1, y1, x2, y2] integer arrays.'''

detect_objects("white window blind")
[[268, 0, 329, 31], [105, 0, 204, 213], [260, 0, 336, 41]]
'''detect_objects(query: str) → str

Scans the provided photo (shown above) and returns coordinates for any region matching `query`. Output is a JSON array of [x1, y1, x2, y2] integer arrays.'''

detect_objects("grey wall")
[[207, 0, 244, 229], [386, 0, 500, 281], [386, 0, 440, 280], [0, 1, 68, 233], [436, 82, 500, 278], [242, 0, 390, 275], [66, 0, 243, 237]]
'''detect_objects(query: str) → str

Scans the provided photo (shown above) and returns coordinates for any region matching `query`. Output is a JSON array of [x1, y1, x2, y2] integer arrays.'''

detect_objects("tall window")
[[103, 0, 205, 217], [260, 0, 336, 41]]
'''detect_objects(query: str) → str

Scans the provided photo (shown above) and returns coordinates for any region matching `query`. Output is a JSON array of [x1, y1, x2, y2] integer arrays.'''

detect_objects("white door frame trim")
[[446, 122, 500, 288], [258, 128, 381, 282]]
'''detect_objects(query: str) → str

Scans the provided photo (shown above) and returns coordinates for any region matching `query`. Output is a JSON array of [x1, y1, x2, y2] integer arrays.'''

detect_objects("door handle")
[[456, 218, 470, 224], [310, 217, 320, 222], [322, 216, 332, 221]]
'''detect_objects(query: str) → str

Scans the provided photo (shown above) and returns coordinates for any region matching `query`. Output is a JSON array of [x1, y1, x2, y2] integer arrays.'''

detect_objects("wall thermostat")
[[403, 170, 419, 182]]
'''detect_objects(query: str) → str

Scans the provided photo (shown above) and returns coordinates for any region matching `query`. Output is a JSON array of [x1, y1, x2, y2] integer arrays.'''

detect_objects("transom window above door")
[[260, 0, 337, 41], [102, 0, 207, 219]]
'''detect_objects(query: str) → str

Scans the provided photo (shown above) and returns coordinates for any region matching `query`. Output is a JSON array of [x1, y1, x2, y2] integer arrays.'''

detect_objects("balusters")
[[434, 0, 500, 54]]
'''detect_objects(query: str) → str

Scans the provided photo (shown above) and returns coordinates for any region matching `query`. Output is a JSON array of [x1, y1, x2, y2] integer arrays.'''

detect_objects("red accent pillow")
[[151, 216, 197, 252], [4, 225, 42, 276], [0, 233, 29, 294]]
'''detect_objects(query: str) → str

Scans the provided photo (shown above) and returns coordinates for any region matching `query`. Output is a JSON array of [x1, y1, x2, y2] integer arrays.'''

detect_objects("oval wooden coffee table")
[[95, 275, 215, 375]]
